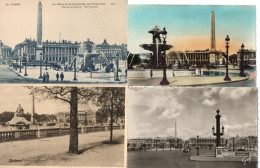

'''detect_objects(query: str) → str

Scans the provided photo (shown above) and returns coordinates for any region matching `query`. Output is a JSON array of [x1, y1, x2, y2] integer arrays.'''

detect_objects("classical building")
[[128, 137, 184, 150], [226, 136, 258, 151], [56, 110, 96, 125], [166, 11, 225, 67], [167, 49, 225, 67], [13, 39, 126, 66], [188, 137, 226, 148], [12, 1, 127, 68], [0, 41, 12, 64], [237, 49, 256, 65]]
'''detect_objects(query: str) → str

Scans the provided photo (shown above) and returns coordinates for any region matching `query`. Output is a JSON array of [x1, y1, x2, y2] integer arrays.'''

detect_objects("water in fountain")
[[155, 38, 159, 68]]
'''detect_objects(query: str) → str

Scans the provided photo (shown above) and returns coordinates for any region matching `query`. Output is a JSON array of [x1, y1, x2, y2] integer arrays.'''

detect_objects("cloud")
[[224, 121, 257, 137], [202, 98, 218, 106], [158, 108, 181, 120], [219, 88, 251, 100]]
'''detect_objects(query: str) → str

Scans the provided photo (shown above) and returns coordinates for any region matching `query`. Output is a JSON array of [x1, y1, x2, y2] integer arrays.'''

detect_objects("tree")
[[0, 111, 14, 122], [28, 86, 96, 154], [96, 87, 125, 143], [127, 52, 141, 67]]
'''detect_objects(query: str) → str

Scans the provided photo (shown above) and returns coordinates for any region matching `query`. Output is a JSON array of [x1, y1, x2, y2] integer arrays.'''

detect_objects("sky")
[[127, 87, 258, 140], [0, 0, 127, 49], [128, 5, 256, 55], [0, 86, 99, 115]]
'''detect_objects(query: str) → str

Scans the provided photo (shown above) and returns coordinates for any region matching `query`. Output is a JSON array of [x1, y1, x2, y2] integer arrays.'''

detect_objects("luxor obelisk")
[[209, 11, 216, 64], [36, 2, 43, 61]]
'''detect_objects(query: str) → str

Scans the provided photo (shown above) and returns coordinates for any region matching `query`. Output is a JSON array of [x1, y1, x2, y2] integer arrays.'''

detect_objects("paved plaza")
[[0, 130, 124, 167], [128, 149, 258, 168], [128, 67, 255, 87], [0, 63, 127, 83]]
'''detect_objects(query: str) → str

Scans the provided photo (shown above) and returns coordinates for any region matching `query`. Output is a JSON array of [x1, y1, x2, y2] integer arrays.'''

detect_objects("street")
[[128, 150, 257, 168], [0, 130, 124, 167], [0, 65, 41, 83]]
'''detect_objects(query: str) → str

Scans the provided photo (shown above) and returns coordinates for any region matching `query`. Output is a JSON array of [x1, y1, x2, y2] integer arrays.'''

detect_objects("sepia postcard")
[[0, 85, 126, 167], [127, 5, 256, 87], [0, 0, 127, 84], [127, 87, 258, 168]]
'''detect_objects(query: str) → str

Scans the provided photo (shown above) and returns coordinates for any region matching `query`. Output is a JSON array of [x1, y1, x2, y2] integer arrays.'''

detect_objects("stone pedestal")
[[215, 147, 225, 157]]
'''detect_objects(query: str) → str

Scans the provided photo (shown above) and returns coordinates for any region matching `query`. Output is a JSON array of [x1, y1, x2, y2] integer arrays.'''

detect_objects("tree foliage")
[[127, 52, 141, 66], [27, 86, 97, 154], [96, 87, 125, 142]]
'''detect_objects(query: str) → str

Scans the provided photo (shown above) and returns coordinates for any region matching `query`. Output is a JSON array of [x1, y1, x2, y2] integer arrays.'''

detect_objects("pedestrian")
[[150, 69, 153, 78], [43, 73, 46, 83], [56, 72, 59, 81], [60, 72, 64, 82], [90, 71, 92, 78], [46, 72, 49, 83]]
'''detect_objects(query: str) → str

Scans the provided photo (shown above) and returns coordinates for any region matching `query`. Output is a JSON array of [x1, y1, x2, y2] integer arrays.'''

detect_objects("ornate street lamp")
[[24, 52, 28, 76], [45, 58, 48, 70], [224, 35, 231, 81], [160, 27, 169, 85], [196, 135, 200, 155], [19, 53, 22, 73], [39, 53, 43, 79], [239, 43, 246, 77], [115, 57, 120, 81], [73, 50, 77, 81], [15, 55, 18, 70], [232, 137, 235, 151], [212, 109, 224, 147]]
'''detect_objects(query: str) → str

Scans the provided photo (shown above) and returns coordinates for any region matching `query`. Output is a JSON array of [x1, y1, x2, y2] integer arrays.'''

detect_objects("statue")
[[15, 104, 24, 117]]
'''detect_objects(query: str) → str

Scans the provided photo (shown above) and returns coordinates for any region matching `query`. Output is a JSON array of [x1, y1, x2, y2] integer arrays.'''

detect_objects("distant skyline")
[[128, 88, 257, 140], [0, 86, 98, 115], [0, 0, 127, 49], [128, 5, 256, 55]]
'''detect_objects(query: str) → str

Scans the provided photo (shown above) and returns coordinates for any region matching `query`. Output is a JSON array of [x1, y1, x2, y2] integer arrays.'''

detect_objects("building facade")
[[13, 39, 126, 67], [57, 110, 96, 125], [189, 137, 226, 148], [0, 41, 12, 64]]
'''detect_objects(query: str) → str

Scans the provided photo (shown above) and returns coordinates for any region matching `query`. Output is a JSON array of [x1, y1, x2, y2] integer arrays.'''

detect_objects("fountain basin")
[[128, 69, 196, 78]]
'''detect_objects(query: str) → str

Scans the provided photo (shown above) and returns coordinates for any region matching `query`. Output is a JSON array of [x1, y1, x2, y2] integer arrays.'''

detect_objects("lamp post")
[[239, 43, 246, 77], [224, 35, 231, 81], [39, 53, 43, 79], [45, 58, 48, 70], [19, 53, 22, 73], [115, 58, 120, 81], [160, 27, 169, 85], [85, 111, 87, 126], [24, 52, 28, 76], [212, 109, 224, 147], [196, 135, 200, 155], [232, 137, 235, 151], [73, 51, 77, 81], [15, 56, 18, 70]]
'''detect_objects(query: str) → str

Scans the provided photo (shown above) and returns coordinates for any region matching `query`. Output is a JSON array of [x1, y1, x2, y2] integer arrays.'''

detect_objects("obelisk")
[[36, 1, 43, 61], [209, 11, 216, 64], [210, 11, 216, 52], [31, 93, 35, 124]]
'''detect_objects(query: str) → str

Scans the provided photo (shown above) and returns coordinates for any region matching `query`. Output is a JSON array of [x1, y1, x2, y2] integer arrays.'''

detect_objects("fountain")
[[140, 25, 173, 69], [6, 104, 31, 129]]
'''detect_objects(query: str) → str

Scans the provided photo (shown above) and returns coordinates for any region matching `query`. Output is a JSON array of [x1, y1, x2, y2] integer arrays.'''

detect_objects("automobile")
[[237, 148, 246, 151], [183, 147, 191, 153]]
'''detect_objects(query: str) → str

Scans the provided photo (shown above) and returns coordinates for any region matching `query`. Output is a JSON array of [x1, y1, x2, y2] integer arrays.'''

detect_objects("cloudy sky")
[[128, 5, 256, 55], [0, 0, 127, 49], [0, 86, 98, 115], [128, 87, 258, 140]]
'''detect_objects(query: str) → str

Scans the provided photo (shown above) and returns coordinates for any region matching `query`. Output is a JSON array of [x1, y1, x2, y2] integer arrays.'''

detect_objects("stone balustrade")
[[0, 125, 124, 142]]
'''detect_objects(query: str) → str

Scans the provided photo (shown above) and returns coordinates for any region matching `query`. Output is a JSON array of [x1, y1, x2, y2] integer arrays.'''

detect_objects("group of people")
[[42, 72, 65, 83], [42, 72, 50, 83], [56, 72, 64, 82]]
